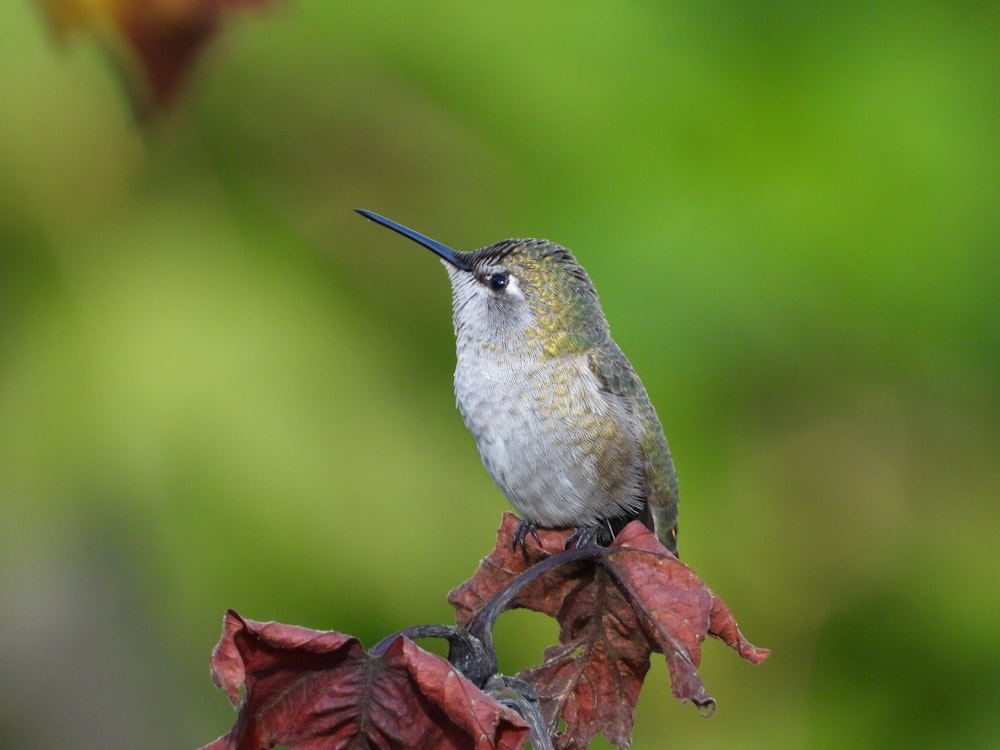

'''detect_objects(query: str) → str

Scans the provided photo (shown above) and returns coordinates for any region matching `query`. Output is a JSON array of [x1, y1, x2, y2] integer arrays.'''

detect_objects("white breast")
[[453, 342, 643, 528]]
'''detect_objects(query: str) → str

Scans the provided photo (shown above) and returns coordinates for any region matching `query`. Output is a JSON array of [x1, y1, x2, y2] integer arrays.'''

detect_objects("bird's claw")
[[565, 523, 613, 550], [512, 519, 542, 560]]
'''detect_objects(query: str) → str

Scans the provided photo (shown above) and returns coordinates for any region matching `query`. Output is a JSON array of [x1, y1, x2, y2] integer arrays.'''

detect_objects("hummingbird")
[[356, 209, 679, 555]]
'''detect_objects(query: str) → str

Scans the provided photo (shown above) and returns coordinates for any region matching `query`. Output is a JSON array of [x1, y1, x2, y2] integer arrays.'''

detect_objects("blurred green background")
[[2, 1, 998, 748]]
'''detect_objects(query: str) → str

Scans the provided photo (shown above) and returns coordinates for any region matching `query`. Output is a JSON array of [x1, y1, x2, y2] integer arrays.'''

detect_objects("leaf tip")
[[695, 698, 717, 718]]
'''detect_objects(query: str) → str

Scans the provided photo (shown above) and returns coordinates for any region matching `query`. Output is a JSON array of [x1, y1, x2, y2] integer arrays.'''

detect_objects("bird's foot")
[[512, 519, 542, 560], [565, 523, 615, 550]]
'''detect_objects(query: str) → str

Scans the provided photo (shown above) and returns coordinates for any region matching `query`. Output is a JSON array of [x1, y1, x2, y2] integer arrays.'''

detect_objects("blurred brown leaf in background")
[[37, 0, 276, 112]]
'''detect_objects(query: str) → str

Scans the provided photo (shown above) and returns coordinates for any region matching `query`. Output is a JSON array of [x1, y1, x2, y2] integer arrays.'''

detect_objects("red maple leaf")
[[201, 610, 529, 750], [449, 513, 770, 749]]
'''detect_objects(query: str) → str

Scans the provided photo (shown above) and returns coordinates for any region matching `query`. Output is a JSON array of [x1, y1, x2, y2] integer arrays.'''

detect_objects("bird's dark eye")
[[486, 272, 509, 291]]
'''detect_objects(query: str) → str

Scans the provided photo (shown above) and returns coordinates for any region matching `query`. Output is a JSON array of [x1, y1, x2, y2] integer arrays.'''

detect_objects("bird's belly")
[[454, 357, 641, 528]]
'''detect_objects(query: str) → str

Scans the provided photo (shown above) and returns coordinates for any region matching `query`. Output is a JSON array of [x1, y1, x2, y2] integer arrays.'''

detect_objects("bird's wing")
[[587, 346, 680, 554]]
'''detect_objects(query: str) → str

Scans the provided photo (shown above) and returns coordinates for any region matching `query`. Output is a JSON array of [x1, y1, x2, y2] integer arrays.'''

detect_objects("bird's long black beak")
[[355, 209, 473, 272]]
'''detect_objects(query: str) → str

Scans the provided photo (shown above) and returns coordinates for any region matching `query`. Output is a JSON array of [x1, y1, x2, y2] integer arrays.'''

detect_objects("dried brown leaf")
[[449, 513, 770, 749], [201, 610, 529, 750]]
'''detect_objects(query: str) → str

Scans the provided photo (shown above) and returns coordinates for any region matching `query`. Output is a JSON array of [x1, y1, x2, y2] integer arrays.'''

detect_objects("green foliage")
[[1, 1, 998, 747]]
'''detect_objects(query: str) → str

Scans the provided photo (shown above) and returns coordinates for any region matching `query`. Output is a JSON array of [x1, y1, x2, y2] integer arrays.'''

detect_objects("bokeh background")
[[2, 1, 999, 748]]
